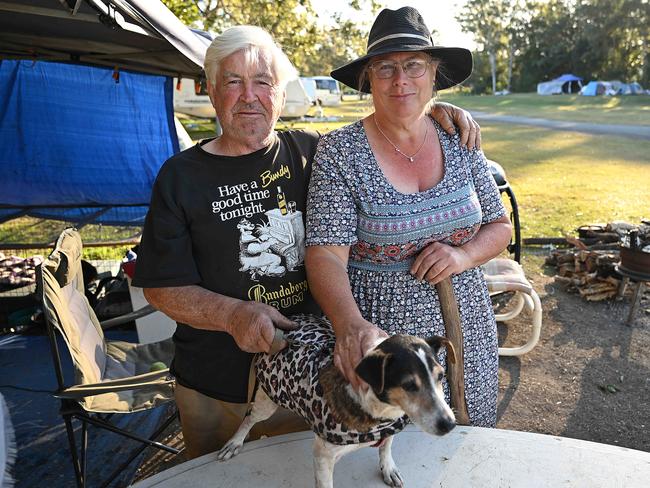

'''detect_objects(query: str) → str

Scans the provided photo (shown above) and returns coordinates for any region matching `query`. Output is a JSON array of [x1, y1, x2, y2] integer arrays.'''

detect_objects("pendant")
[[408, 157, 414, 163]]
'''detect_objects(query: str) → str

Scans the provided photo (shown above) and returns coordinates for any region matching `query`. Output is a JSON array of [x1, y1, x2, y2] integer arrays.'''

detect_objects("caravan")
[[173, 78, 313, 119], [308, 76, 342, 106]]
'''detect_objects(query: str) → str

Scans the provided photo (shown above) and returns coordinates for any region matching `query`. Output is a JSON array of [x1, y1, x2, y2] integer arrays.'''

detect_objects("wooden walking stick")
[[435, 276, 470, 425]]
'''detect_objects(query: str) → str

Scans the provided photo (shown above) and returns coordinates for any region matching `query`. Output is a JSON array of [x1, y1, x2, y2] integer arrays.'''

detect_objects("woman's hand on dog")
[[334, 318, 388, 390], [226, 301, 297, 353], [410, 242, 472, 285]]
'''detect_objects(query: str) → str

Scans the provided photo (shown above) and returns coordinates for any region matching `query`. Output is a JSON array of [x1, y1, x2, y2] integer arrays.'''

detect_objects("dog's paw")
[[216, 441, 243, 461], [380, 465, 404, 487]]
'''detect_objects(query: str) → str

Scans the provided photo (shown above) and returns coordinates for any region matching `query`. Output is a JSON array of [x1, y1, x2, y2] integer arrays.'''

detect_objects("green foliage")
[[457, 0, 650, 93], [161, 0, 379, 76]]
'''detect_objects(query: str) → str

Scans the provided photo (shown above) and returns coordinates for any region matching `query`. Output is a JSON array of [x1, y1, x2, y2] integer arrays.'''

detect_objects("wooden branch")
[[435, 277, 470, 425]]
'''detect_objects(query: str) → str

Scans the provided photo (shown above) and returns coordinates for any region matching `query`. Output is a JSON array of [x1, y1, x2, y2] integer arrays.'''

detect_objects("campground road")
[[470, 111, 650, 140]]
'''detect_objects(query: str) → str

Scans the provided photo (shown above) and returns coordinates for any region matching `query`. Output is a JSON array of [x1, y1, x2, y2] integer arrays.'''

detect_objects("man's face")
[[207, 49, 285, 142]]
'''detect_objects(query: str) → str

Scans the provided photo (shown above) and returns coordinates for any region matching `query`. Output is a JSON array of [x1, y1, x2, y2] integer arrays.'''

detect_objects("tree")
[[456, 0, 510, 94], [161, 0, 380, 77]]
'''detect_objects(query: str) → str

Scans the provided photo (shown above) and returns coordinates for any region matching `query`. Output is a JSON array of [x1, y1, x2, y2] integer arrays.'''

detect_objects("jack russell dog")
[[217, 314, 457, 488]]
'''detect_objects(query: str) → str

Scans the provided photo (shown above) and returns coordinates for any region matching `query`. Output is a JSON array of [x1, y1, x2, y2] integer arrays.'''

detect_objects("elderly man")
[[133, 25, 481, 459]]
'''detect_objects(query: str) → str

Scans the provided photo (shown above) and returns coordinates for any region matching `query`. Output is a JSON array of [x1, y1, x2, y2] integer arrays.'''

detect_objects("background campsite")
[[1, 0, 649, 487]]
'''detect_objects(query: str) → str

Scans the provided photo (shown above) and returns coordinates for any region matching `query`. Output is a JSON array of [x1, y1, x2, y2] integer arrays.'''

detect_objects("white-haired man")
[[133, 25, 481, 459]]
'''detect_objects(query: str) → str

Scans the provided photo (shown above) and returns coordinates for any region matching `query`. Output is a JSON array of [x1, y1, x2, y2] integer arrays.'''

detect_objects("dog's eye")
[[436, 372, 444, 382], [402, 380, 419, 392]]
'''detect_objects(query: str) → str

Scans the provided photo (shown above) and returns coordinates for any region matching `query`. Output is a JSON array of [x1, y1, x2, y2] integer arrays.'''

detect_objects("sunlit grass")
[[437, 92, 650, 125], [479, 123, 650, 237]]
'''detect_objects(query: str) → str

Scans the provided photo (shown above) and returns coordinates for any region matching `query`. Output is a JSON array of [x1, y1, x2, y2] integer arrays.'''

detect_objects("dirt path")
[[496, 255, 650, 452], [471, 111, 650, 140]]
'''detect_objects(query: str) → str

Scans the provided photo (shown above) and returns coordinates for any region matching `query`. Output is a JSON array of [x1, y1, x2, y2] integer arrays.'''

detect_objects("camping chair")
[[482, 258, 543, 356], [485, 161, 542, 356], [37, 228, 180, 488]]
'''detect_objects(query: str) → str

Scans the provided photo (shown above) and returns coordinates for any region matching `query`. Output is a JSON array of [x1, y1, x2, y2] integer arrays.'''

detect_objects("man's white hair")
[[204, 25, 298, 88]]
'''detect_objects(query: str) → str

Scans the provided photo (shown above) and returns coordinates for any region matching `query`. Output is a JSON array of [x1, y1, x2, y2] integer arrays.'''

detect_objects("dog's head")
[[355, 335, 456, 436]]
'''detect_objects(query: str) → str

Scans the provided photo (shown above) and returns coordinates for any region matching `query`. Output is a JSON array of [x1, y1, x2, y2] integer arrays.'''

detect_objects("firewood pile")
[[0, 252, 44, 290], [546, 221, 650, 301]]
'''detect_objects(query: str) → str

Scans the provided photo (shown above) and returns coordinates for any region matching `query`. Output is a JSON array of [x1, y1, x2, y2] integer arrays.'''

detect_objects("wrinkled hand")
[[334, 319, 388, 390], [410, 242, 472, 285], [431, 102, 481, 150], [226, 301, 297, 353]]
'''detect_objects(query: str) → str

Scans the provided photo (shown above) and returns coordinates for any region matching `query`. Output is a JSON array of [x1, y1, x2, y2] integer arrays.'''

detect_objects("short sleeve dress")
[[305, 118, 507, 427]]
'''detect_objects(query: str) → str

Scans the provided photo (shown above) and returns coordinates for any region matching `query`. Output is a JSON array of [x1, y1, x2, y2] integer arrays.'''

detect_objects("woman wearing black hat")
[[305, 7, 512, 427]]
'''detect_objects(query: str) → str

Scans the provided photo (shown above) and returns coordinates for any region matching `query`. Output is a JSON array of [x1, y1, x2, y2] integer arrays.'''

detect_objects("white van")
[[308, 76, 341, 106], [173, 78, 312, 119]]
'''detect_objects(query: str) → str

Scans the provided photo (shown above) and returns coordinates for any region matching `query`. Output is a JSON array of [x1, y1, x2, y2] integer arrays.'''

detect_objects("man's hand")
[[333, 318, 388, 390], [410, 242, 472, 285], [225, 301, 297, 353], [431, 102, 481, 150]]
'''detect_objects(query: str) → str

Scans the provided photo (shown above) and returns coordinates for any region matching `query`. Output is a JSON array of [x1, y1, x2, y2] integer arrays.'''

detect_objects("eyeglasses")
[[368, 59, 432, 79]]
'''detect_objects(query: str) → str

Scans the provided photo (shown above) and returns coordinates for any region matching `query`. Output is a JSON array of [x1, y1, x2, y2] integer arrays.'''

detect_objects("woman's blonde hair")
[[204, 26, 297, 88]]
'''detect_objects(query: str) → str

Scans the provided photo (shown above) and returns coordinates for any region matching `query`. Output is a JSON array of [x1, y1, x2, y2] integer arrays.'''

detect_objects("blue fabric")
[[554, 73, 582, 82], [0, 60, 179, 226]]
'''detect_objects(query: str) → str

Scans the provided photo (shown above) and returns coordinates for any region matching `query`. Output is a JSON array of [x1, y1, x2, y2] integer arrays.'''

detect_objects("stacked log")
[[545, 220, 649, 302], [0, 252, 44, 289], [547, 249, 621, 301]]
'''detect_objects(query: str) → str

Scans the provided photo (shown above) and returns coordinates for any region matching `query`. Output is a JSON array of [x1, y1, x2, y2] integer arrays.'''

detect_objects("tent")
[[607, 81, 645, 95], [0, 0, 209, 230], [580, 81, 617, 96], [537, 74, 583, 95]]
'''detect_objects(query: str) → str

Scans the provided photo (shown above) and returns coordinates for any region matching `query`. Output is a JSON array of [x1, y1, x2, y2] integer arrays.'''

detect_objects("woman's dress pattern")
[[306, 119, 507, 426]]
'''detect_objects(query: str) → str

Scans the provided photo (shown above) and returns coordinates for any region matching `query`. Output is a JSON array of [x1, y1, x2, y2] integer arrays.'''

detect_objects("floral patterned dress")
[[305, 118, 507, 427]]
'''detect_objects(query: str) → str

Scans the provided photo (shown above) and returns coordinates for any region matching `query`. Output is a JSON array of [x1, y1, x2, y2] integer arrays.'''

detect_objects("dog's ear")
[[425, 336, 457, 365], [355, 352, 392, 394]]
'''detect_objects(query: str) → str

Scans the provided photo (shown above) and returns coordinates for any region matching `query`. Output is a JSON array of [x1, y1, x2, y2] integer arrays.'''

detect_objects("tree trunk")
[[489, 50, 497, 94], [507, 42, 514, 92]]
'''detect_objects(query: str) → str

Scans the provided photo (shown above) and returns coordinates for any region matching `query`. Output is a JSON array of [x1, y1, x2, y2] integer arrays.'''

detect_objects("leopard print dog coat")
[[254, 314, 408, 446]]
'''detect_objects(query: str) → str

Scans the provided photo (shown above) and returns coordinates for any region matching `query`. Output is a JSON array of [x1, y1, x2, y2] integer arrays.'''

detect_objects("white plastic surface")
[[127, 279, 176, 344], [132, 426, 650, 488]]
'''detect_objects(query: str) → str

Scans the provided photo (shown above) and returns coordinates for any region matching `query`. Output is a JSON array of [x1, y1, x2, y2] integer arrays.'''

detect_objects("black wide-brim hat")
[[331, 6, 472, 93]]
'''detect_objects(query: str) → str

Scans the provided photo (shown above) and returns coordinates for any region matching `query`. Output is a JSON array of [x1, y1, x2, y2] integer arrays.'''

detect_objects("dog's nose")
[[436, 417, 456, 435]]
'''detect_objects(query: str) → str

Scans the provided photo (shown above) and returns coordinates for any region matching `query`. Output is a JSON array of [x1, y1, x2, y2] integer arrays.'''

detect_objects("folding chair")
[[485, 160, 542, 356], [38, 228, 181, 488]]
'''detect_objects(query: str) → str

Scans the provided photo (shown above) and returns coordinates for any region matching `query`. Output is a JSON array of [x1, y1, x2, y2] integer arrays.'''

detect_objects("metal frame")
[[42, 273, 181, 488], [488, 160, 522, 263]]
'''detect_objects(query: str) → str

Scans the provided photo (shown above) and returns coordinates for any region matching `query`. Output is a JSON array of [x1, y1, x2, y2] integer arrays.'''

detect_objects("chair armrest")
[[56, 369, 173, 399], [100, 304, 156, 330]]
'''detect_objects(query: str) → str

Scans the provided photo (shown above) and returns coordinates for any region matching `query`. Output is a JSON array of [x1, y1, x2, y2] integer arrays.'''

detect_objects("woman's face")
[[367, 51, 437, 119]]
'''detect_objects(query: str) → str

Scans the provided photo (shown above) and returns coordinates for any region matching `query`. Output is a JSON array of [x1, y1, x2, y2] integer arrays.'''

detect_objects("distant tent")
[[580, 81, 616, 96], [537, 74, 583, 95], [611, 81, 645, 95]]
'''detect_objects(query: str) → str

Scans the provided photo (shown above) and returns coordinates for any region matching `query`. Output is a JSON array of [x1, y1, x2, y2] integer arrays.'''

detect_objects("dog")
[[217, 314, 457, 488]]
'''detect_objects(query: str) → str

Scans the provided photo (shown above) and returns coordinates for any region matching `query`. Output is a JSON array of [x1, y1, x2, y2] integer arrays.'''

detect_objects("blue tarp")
[[0, 60, 179, 226]]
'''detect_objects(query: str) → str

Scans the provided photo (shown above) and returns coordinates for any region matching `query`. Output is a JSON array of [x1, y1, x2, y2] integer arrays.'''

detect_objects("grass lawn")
[[438, 92, 650, 126], [479, 123, 650, 238], [2, 95, 648, 258]]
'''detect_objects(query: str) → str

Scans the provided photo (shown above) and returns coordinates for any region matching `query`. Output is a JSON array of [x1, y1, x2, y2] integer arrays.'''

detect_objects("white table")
[[132, 426, 650, 487]]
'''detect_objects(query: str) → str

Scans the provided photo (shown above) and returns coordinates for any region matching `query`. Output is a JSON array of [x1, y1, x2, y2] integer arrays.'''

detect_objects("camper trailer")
[[173, 78, 313, 119], [308, 76, 342, 106]]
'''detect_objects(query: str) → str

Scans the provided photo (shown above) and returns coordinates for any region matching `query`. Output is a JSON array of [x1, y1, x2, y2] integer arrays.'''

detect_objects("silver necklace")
[[374, 116, 429, 163]]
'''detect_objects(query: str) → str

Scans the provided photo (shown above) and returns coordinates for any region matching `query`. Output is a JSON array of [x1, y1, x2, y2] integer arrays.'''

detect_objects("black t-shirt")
[[133, 130, 321, 402]]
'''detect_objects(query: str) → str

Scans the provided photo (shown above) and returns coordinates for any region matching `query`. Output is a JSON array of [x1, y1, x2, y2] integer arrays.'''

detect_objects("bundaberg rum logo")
[[248, 280, 309, 309]]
